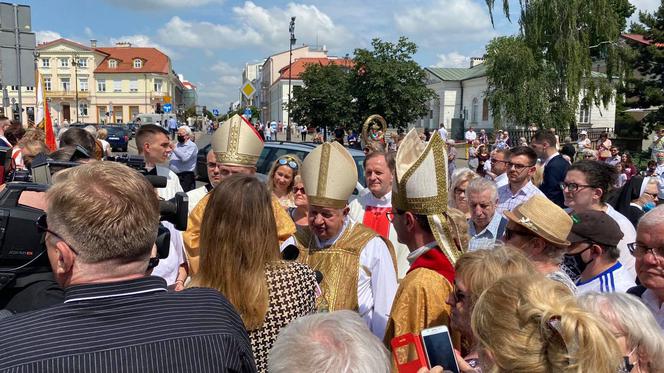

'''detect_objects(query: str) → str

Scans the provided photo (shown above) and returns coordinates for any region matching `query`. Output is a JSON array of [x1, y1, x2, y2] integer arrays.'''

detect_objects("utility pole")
[[72, 54, 79, 123], [287, 16, 296, 141]]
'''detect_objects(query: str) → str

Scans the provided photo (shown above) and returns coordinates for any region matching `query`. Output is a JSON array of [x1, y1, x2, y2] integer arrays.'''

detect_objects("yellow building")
[[7, 38, 184, 125]]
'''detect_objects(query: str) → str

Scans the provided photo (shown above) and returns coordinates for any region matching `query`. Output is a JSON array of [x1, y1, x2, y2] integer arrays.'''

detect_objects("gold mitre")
[[212, 114, 264, 167], [393, 129, 462, 263], [302, 141, 358, 209]]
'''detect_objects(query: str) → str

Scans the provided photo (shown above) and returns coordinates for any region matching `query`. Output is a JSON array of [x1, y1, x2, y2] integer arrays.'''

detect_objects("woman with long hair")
[[266, 154, 302, 209], [191, 174, 317, 372]]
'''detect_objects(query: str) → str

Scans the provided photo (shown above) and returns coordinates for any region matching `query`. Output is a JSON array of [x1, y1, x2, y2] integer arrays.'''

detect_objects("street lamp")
[[72, 55, 79, 123], [287, 16, 296, 141]]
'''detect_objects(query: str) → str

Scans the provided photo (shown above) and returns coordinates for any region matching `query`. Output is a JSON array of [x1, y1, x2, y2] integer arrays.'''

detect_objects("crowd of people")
[[0, 114, 663, 373]]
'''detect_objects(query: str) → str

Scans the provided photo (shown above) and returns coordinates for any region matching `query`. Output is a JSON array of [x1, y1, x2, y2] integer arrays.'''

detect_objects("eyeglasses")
[[490, 158, 506, 164], [560, 182, 595, 192], [507, 162, 535, 171], [385, 210, 403, 222], [278, 157, 298, 170], [293, 187, 306, 194], [454, 187, 466, 196], [504, 226, 533, 241], [628, 243, 664, 260], [452, 284, 466, 303], [35, 214, 79, 255], [207, 162, 222, 169], [583, 154, 594, 158], [644, 192, 659, 199]]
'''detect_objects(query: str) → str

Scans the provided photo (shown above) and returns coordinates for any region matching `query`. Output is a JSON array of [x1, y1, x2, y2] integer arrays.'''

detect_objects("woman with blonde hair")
[[191, 174, 317, 372], [449, 168, 479, 218], [472, 274, 622, 373], [578, 292, 664, 373], [288, 174, 309, 227], [267, 154, 302, 209], [97, 128, 113, 159]]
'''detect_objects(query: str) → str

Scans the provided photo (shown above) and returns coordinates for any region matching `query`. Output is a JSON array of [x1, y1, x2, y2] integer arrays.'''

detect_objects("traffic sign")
[[164, 96, 172, 103], [163, 103, 172, 113], [243, 107, 252, 117], [242, 82, 255, 99], [212, 109, 220, 116]]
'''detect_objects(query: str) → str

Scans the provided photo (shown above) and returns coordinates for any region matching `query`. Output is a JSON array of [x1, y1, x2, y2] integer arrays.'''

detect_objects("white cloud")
[[109, 34, 178, 59], [434, 52, 470, 68], [36, 30, 62, 44], [156, 2, 353, 52], [200, 61, 243, 108], [106, 0, 224, 10], [84, 27, 94, 38]]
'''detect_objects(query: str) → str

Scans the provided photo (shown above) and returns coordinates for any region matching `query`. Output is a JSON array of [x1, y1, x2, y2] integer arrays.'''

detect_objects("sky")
[[25, 0, 660, 112]]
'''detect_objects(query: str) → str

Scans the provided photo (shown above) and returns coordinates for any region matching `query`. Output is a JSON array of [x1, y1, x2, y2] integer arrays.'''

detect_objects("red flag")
[[44, 99, 55, 151]]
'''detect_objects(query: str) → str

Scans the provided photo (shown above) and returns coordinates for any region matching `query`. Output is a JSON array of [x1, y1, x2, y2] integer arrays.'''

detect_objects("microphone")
[[314, 270, 323, 284], [282, 244, 299, 261]]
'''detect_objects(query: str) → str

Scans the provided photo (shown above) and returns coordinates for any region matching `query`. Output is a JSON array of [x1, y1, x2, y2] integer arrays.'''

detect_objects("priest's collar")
[[314, 216, 350, 248], [407, 241, 438, 265]]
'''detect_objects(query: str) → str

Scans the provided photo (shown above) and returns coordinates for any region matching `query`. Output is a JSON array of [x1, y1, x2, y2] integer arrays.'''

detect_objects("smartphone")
[[420, 325, 460, 373]]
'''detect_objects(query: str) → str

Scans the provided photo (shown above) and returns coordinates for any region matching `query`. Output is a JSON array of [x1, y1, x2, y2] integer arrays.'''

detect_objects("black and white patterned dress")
[[249, 260, 317, 372]]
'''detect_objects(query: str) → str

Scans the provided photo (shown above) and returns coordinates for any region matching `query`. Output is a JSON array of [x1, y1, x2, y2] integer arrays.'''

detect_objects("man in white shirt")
[[497, 146, 545, 214], [464, 127, 477, 143], [467, 178, 507, 251], [281, 142, 398, 339], [437, 123, 448, 141], [564, 210, 634, 294], [135, 124, 183, 200], [490, 148, 510, 188]]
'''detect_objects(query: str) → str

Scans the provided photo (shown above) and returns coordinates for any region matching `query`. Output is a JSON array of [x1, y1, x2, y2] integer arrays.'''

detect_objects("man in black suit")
[[531, 130, 569, 208]]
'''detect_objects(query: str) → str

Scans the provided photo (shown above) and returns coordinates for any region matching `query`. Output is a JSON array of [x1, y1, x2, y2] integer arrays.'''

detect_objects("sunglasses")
[[293, 187, 306, 194], [36, 214, 79, 255], [278, 157, 298, 170], [504, 226, 533, 241]]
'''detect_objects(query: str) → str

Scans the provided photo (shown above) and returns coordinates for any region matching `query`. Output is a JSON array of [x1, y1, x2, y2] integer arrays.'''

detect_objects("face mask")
[[644, 201, 656, 212], [563, 246, 594, 278], [177, 135, 185, 143]]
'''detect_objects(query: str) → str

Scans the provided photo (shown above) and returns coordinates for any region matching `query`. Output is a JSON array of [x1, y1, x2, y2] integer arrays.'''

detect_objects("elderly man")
[[629, 206, 664, 329], [467, 177, 507, 251], [0, 162, 256, 372], [383, 129, 463, 348], [496, 146, 544, 214], [503, 195, 577, 292], [281, 141, 398, 340], [169, 125, 198, 192], [349, 151, 410, 279], [564, 210, 632, 294], [184, 114, 295, 274], [186, 149, 221, 214], [135, 124, 183, 200], [531, 130, 569, 207]]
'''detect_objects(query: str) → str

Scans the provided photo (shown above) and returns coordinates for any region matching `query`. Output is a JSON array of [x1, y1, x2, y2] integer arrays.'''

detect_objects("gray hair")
[[638, 204, 664, 230], [84, 125, 98, 139], [578, 292, 664, 371], [178, 125, 192, 136], [268, 310, 390, 373], [449, 168, 479, 208], [466, 177, 498, 202]]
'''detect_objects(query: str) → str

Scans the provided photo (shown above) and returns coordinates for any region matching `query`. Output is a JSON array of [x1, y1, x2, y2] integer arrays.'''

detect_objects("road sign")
[[163, 103, 172, 113], [212, 109, 220, 116], [243, 107, 252, 117], [164, 96, 172, 103], [241, 82, 255, 99]]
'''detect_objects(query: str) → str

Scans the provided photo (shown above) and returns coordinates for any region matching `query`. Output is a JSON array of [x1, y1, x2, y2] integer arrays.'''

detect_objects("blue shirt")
[[169, 139, 198, 173], [467, 212, 507, 252]]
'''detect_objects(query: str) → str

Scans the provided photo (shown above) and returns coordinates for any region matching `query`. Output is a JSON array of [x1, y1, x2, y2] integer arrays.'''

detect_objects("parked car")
[[103, 125, 129, 152], [196, 141, 367, 193]]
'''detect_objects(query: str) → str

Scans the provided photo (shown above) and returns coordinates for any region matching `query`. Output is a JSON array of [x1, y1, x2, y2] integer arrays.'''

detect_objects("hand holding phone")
[[420, 326, 460, 373]]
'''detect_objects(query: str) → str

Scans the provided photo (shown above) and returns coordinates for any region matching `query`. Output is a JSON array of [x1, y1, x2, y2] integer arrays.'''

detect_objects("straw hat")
[[301, 141, 358, 209], [503, 195, 572, 247], [212, 114, 264, 167], [393, 129, 462, 263]]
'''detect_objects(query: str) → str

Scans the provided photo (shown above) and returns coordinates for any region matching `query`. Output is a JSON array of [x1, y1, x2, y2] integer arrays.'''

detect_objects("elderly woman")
[[578, 292, 664, 373], [448, 168, 479, 219], [288, 175, 309, 228], [267, 154, 302, 209], [97, 128, 113, 159]]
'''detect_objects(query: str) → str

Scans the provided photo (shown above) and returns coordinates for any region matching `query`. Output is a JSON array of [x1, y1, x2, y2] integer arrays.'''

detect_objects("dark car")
[[103, 125, 129, 152], [196, 141, 366, 192]]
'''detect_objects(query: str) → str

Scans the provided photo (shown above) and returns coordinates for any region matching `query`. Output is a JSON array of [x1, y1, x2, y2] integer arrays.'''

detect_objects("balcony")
[[46, 90, 90, 99]]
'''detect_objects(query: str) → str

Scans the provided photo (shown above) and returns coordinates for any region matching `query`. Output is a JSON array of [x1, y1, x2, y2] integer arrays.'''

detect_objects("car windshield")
[[104, 127, 125, 136]]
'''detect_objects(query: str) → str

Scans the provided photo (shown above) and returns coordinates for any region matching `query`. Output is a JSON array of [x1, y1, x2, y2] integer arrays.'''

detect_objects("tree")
[[483, 0, 632, 130], [621, 4, 664, 135], [289, 63, 355, 131], [351, 37, 437, 129]]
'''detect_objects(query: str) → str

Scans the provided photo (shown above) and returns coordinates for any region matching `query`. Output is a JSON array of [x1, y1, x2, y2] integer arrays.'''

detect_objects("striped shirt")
[[0, 276, 256, 373], [576, 262, 636, 295], [496, 181, 545, 215]]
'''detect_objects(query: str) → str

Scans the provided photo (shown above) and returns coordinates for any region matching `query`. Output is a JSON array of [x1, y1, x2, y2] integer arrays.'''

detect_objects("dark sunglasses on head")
[[278, 157, 298, 170], [36, 214, 80, 255]]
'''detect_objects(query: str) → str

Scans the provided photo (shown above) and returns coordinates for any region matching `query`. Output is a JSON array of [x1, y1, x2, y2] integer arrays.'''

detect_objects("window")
[[108, 59, 117, 68], [471, 97, 479, 123], [41, 58, 49, 67], [26, 86, 34, 91], [44, 77, 51, 91], [129, 79, 138, 92], [10, 86, 17, 91], [77, 58, 87, 68], [113, 79, 122, 92], [482, 98, 489, 121], [154, 79, 162, 92], [61, 78, 70, 91], [59, 58, 68, 67], [579, 104, 590, 124], [97, 79, 106, 92], [133, 59, 142, 68], [79, 78, 88, 92], [79, 102, 88, 117]]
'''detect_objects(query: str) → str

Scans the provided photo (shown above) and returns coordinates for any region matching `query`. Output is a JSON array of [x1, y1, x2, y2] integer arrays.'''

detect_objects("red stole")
[[362, 205, 391, 239], [408, 247, 455, 284]]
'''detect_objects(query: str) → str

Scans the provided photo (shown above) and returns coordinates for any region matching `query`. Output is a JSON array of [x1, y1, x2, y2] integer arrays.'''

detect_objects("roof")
[[37, 38, 94, 52], [427, 63, 487, 81], [278, 57, 353, 80], [621, 33, 664, 47], [183, 81, 196, 90], [94, 47, 170, 74]]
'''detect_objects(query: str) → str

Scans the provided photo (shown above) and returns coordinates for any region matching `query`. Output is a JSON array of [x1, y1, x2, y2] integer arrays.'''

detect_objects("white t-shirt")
[[642, 289, 664, 330], [604, 205, 637, 280], [575, 262, 635, 295], [464, 130, 477, 142], [150, 221, 185, 286], [437, 127, 448, 140]]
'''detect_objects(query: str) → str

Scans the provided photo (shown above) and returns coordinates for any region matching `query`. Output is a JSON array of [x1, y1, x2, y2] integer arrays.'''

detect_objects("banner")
[[35, 71, 55, 151]]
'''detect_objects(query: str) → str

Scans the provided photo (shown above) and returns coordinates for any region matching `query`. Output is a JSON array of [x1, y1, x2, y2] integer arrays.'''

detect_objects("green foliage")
[[483, 0, 631, 130], [350, 37, 437, 130], [289, 63, 355, 131]]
